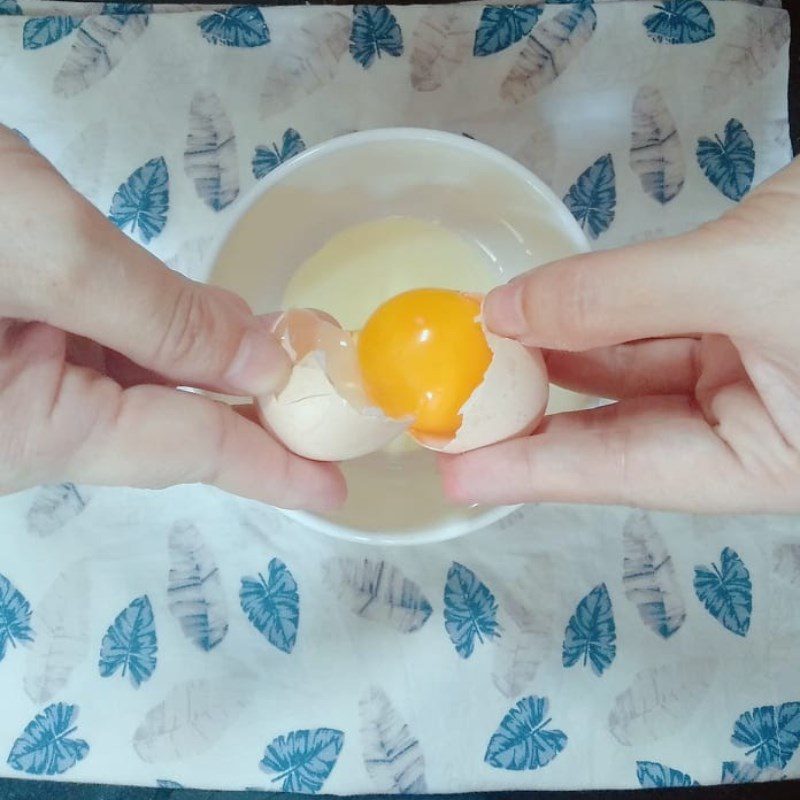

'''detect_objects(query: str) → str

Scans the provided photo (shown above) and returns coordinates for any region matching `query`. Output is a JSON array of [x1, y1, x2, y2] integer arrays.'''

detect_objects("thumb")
[[483, 225, 749, 351]]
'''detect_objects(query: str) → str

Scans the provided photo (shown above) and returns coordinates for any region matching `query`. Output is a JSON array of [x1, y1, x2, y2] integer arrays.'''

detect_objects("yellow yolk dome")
[[356, 288, 493, 437]]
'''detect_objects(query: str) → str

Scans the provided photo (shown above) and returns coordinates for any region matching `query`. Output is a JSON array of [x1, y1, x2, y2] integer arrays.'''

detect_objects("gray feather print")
[[26, 484, 87, 537], [410, 7, 473, 92]]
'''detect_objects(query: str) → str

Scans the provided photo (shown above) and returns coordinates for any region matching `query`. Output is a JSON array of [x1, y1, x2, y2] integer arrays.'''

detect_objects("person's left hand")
[[0, 125, 345, 510]]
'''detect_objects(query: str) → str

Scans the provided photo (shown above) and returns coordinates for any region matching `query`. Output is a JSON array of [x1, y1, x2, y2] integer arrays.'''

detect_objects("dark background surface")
[[2, 0, 799, 798]]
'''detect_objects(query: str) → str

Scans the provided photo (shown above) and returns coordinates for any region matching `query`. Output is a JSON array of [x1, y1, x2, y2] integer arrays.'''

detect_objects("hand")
[[0, 125, 344, 511], [442, 158, 800, 514]]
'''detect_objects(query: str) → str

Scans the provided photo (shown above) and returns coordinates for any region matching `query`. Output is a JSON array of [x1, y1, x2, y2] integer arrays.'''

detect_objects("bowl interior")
[[209, 130, 589, 544]]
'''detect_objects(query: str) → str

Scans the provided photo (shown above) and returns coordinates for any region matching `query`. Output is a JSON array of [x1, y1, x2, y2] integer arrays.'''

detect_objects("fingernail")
[[226, 324, 291, 396], [483, 280, 525, 338]]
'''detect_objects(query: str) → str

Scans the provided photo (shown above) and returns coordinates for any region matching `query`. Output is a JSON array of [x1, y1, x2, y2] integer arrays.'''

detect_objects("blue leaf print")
[[108, 157, 168, 244], [198, 6, 270, 48], [563, 154, 616, 240], [167, 522, 228, 651], [485, 696, 567, 771], [0, 0, 20, 14], [252, 128, 307, 180], [98, 595, 157, 688], [644, 1, 714, 45], [0, 572, 34, 662], [473, 5, 542, 57], [23, 17, 79, 50], [444, 561, 500, 658], [7, 703, 88, 776], [696, 118, 755, 202], [731, 703, 800, 769], [240, 558, 299, 654], [562, 582, 616, 676], [637, 761, 699, 788], [184, 91, 239, 212], [693, 547, 752, 637], [260, 728, 344, 793], [721, 761, 785, 784], [156, 780, 184, 789], [350, 5, 403, 69]]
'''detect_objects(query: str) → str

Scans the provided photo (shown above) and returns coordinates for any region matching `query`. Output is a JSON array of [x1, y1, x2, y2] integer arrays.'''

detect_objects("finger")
[[59, 373, 346, 511], [66, 336, 174, 388], [0, 141, 289, 395], [483, 227, 750, 350], [440, 397, 792, 513], [544, 337, 700, 399]]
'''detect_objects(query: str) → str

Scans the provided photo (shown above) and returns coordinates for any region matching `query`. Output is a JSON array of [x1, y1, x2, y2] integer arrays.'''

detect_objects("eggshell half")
[[412, 333, 548, 454], [257, 310, 408, 461]]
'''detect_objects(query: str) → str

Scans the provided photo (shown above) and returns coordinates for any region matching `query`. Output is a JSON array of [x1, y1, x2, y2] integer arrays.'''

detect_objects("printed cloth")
[[0, 0, 796, 793]]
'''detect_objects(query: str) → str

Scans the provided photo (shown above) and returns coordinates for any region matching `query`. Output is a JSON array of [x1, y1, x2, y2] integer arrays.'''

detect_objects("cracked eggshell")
[[256, 310, 408, 461], [413, 332, 548, 454]]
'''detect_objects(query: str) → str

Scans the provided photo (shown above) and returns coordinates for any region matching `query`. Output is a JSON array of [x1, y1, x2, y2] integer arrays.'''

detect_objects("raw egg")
[[257, 289, 548, 461]]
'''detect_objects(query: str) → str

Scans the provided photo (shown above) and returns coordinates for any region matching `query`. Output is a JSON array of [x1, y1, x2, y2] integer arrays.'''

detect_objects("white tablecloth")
[[0, 0, 796, 792]]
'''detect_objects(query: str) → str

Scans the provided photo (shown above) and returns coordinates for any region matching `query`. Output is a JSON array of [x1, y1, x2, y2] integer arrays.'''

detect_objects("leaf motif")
[[26, 483, 87, 537], [239, 557, 299, 654], [0, 572, 34, 662], [99, 595, 157, 688], [133, 676, 255, 762], [622, 510, 686, 638], [501, 4, 596, 104], [53, 13, 149, 98], [608, 659, 716, 746], [562, 582, 616, 676], [260, 728, 344, 793], [360, 686, 427, 793], [7, 703, 88, 776], [261, 11, 350, 116], [485, 696, 567, 771], [198, 6, 270, 48], [562, 153, 616, 240], [108, 156, 169, 244], [252, 128, 306, 179], [704, 10, 789, 108], [474, 4, 542, 57], [693, 547, 752, 636], [630, 85, 684, 204], [731, 703, 800, 769], [490, 556, 554, 699], [23, 17, 79, 50], [643, 1, 714, 45], [0, 0, 20, 14], [444, 561, 500, 658], [24, 565, 90, 704], [410, 7, 473, 92], [156, 780, 184, 789], [636, 761, 699, 788], [184, 90, 239, 212], [696, 118, 754, 202], [167, 521, 228, 651], [322, 558, 432, 633], [350, 5, 403, 69], [721, 761, 785, 784]]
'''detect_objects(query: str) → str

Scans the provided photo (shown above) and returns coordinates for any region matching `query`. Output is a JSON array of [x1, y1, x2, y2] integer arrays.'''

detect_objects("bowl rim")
[[204, 127, 591, 546]]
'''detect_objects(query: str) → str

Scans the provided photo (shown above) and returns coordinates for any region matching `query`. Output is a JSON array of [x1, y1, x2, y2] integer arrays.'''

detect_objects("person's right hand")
[[0, 125, 345, 511], [442, 158, 800, 514]]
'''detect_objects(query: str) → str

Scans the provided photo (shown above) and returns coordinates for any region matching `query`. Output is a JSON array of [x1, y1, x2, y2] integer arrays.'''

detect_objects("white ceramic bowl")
[[207, 128, 590, 545]]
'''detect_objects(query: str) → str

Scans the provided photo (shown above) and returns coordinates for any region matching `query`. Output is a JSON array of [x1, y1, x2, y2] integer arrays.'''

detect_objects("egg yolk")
[[356, 288, 492, 437]]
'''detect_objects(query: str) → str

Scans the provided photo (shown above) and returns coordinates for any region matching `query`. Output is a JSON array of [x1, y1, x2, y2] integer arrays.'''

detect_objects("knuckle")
[[155, 284, 232, 373]]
